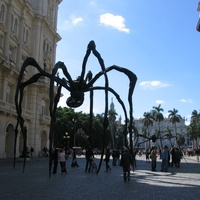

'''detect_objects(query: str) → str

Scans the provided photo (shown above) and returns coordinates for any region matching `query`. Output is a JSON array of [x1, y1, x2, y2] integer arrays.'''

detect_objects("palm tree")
[[152, 104, 164, 147], [142, 112, 154, 149], [168, 108, 182, 147], [165, 128, 174, 148], [188, 110, 200, 148], [191, 110, 199, 123]]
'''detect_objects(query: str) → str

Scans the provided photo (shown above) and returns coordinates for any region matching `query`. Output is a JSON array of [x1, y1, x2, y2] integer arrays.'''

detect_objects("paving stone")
[[0, 155, 199, 200]]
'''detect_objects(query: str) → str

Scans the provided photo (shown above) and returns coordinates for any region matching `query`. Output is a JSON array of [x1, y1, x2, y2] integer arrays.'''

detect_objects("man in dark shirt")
[[85, 146, 94, 173]]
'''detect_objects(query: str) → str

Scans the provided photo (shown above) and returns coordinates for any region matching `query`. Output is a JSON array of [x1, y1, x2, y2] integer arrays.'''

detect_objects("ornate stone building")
[[134, 117, 188, 149], [0, 0, 62, 158]]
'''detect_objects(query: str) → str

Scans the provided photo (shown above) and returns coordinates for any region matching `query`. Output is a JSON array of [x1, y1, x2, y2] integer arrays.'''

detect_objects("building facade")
[[0, 0, 62, 158], [134, 117, 188, 149]]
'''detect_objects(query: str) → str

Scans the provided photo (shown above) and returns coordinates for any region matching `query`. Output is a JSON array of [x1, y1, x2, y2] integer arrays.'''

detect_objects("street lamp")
[[73, 118, 77, 147], [63, 132, 70, 149]]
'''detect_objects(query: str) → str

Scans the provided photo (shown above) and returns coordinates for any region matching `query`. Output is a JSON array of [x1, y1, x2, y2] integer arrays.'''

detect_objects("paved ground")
[[0, 155, 199, 200]]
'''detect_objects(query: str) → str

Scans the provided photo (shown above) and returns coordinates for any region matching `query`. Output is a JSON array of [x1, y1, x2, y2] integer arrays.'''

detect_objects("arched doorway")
[[5, 124, 15, 158], [41, 130, 47, 151]]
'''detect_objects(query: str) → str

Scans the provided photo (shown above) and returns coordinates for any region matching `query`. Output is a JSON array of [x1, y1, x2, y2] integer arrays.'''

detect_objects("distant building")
[[0, 0, 62, 158], [134, 117, 189, 149]]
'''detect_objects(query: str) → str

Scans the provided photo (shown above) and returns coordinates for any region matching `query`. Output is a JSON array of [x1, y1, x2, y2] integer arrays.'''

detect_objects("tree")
[[177, 133, 185, 147], [188, 110, 200, 148], [165, 128, 174, 148], [152, 104, 164, 147], [142, 112, 154, 149], [55, 107, 76, 147], [168, 108, 182, 147], [55, 107, 106, 149]]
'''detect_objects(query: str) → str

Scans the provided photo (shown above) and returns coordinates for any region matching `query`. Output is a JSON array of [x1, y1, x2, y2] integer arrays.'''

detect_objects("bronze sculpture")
[[14, 41, 137, 177]]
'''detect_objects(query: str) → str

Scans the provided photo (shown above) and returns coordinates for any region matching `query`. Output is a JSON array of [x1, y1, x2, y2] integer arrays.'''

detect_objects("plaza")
[[0, 155, 199, 200]]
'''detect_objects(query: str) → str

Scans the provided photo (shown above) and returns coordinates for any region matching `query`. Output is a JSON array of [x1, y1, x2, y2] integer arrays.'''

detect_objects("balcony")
[[39, 114, 51, 125]]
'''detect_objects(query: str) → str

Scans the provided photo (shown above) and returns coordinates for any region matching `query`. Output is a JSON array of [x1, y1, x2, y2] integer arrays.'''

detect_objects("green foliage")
[[187, 110, 200, 147], [54, 107, 113, 149], [177, 134, 185, 147]]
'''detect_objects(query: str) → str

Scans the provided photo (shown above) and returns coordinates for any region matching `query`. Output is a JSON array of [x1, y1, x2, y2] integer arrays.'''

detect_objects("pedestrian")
[[150, 146, 157, 171], [104, 148, 111, 172], [171, 146, 176, 167], [112, 149, 117, 166], [43, 147, 48, 157], [58, 148, 67, 174], [52, 148, 58, 174], [161, 145, 169, 172], [30, 146, 34, 157], [115, 149, 120, 166], [120, 147, 132, 182], [146, 149, 150, 162], [85, 146, 94, 172], [174, 148, 182, 168], [71, 148, 79, 167], [195, 148, 200, 162]]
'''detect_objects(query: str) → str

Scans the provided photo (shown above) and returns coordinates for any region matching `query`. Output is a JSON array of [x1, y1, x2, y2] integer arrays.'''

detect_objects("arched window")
[[10, 14, 14, 31], [13, 18, 18, 34], [0, 34, 3, 52], [23, 27, 26, 42], [46, 43, 49, 54], [43, 39, 46, 55], [6, 84, 13, 103], [41, 100, 45, 114], [25, 29, 29, 44], [0, 4, 5, 22]]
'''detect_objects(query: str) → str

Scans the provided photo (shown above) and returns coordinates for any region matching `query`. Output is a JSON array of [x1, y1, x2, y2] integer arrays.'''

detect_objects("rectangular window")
[[9, 45, 16, 64], [0, 34, 3, 52], [6, 83, 14, 104]]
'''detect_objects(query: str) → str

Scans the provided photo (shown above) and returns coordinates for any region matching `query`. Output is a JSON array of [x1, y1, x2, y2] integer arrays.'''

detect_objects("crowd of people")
[[26, 144, 199, 181]]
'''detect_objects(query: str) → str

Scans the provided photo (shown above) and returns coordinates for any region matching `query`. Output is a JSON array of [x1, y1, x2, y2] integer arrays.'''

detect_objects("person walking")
[[171, 146, 176, 167], [195, 148, 200, 162], [161, 145, 169, 172], [52, 148, 58, 174], [150, 146, 157, 171], [30, 146, 34, 157], [85, 146, 94, 173], [71, 148, 79, 167], [104, 148, 111, 172], [58, 148, 67, 174], [120, 148, 132, 182], [174, 148, 182, 168]]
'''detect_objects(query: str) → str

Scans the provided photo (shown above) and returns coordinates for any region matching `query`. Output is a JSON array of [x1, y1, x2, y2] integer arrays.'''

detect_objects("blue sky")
[[56, 0, 200, 125]]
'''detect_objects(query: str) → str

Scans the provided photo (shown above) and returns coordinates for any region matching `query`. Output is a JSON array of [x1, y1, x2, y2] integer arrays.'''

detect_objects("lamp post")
[[63, 132, 70, 150], [73, 118, 77, 147]]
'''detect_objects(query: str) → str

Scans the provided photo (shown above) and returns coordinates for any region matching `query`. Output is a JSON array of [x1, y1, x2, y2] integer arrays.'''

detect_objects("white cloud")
[[72, 17, 83, 25], [139, 81, 170, 89], [155, 100, 165, 104], [179, 98, 193, 103], [99, 13, 130, 33], [58, 17, 83, 30]]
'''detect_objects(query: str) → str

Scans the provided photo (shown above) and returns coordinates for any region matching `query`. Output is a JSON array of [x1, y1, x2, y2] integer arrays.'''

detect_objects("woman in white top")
[[58, 149, 67, 174]]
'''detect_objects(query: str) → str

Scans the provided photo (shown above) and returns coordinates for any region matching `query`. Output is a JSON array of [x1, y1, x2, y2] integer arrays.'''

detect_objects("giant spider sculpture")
[[14, 41, 137, 177]]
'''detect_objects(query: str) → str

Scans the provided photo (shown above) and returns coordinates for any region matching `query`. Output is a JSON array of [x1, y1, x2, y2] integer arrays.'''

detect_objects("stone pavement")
[[0, 155, 199, 200]]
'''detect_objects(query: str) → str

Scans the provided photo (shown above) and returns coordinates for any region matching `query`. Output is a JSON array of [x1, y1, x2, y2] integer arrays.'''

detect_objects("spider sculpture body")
[[14, 41, 137, 177]]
